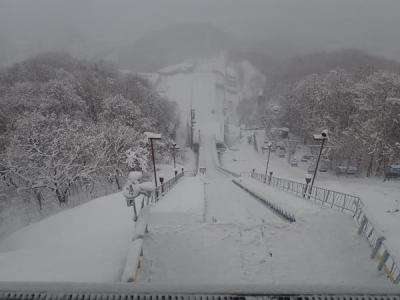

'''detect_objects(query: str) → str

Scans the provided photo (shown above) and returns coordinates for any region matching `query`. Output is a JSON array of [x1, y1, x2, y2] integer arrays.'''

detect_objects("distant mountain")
[[273, 49, 400, 83], [116, 23, 238, 72], [237, 48, 400, 84]]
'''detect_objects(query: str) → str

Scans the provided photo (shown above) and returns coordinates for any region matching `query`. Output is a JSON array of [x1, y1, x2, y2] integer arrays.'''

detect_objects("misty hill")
[[116, 23, 237, 72], [274, 49, 400, 82], [240, 49, 400, 84]]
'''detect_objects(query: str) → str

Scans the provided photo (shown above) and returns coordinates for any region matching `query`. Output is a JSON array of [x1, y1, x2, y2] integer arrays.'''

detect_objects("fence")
[[66, 176, 126, 208], [232, 179, 295, 222], [242, 170, 400, 285], [184, 170, 197, 177], [244, 171, 360, 214], [126, 170, 185, 222]]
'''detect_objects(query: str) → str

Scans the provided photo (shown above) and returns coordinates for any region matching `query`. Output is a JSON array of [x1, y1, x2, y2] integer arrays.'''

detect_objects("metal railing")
[[243, 171, 360, 213], [242, 171, 400, 285], [232, 179, 296, 222], [184, 170, 197, 177], [1, 282, 400, 300], [66, 176, 126, 207], [127, 170, 185, 222]]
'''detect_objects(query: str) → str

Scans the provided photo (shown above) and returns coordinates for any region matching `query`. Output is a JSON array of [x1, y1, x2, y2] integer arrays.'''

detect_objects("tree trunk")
[[114, 174, 121, 190], [55, 188, 67, 204], [34, 189, 43, 210], [366, 155, 374, 177]]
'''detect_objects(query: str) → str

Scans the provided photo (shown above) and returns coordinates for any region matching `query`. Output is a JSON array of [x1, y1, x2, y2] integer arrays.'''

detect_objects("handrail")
[[127, 170, 185, 222], [1, 281, 400, 297]]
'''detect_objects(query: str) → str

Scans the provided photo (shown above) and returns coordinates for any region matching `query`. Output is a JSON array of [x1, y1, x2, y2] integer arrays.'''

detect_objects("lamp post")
[[264, 142, 272, 183], [145, 132, 162, 193], [172, 143, 180, 169], [304, 174, 312, 197], [309, 130, 328, 194], [159, 175, 164, 195]]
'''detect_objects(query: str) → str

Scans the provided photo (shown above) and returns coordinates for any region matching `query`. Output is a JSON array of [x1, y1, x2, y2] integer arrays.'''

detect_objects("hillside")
[[239, 49, 400, 84]]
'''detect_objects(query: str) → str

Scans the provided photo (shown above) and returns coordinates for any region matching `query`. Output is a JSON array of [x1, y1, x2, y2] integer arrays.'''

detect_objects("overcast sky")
[[1, 0, 400, 65]]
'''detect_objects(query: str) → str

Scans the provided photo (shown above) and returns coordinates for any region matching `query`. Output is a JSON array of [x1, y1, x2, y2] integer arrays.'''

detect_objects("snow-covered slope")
[[0, 193, 133, 282]]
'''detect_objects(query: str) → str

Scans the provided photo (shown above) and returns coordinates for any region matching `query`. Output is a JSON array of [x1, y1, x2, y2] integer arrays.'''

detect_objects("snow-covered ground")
[[221, 132, 400, 260], [135, 59, 391, 287], [1, 58, 396, 287], [136, 134, 390, 286], [0, 192, 133, 282], [0, 161, 190, 282]]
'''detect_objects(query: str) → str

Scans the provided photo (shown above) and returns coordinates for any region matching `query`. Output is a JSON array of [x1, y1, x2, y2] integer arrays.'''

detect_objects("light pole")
[[172, 143, 180, 169], [145, 132, 162, 192], [309, 130, 328, 194], [304, 174, 312, 198], [264, 142, 272, 183]]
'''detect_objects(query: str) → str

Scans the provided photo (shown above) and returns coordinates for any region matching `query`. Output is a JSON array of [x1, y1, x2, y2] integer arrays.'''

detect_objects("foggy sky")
[[1, 0, 400, 66]]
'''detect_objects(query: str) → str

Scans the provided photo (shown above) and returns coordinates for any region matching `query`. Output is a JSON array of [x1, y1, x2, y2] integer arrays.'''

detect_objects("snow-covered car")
[[385, 165, 400, 180], [276, 141, 285, 149], [336, 165, 359, 175], [319, 164, 328, 172], [308, 159, 329, 173]]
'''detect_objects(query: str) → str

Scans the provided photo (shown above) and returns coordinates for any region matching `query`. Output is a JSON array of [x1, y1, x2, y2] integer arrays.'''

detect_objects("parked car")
[[319, 164, 328, 172], [276, 141, 285, 149], [307, 159, 329, 173], [336, 165, 359, 175], [302, 154, 313, 162], [385, 165, 400, 180], [290, 158, 298, 167]]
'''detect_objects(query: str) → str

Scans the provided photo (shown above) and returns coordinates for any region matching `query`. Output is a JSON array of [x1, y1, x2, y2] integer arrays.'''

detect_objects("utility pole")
[[264, 142, 272, 183], [150, 139, 157, 189], [144, 132, 162, 193], [309, 130, 328, 194], [190, 108, 196, 148], [172, 143, 180, 169]]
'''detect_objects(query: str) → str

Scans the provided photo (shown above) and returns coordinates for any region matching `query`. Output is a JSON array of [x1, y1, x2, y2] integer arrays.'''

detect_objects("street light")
[[309, 129, 328, 195], [144, 132, 162, 193], [172, 143, 180, 169], [304, 173, 312, 198], [264, 142, 272, 183]]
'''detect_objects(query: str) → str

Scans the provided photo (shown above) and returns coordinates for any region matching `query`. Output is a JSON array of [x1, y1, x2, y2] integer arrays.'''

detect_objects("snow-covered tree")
[[1, 112, 106, 204]]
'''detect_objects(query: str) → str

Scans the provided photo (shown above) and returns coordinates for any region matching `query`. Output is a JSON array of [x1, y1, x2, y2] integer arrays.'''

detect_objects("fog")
[[1, 0, 400, 66]]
